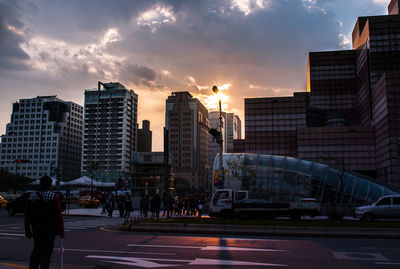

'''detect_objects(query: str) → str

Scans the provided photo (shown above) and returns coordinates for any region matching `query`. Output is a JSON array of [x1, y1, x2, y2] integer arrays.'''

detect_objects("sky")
[[0, 0, 390, 151]]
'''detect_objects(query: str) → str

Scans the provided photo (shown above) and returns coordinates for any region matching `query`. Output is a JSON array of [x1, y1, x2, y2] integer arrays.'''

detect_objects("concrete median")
[[127, 222, 400, 239]]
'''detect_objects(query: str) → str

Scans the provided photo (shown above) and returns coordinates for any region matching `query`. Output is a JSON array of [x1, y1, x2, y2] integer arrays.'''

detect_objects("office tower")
[[0, 96, 83, 181], [226, 113, 242, 153], [243, 93, 309, 157], [82, 82, 138, 182], [235, 2, 400, 189], [137, 120, 152, 152], [165, 91, 209, 192], [389, 0, 399, 15]]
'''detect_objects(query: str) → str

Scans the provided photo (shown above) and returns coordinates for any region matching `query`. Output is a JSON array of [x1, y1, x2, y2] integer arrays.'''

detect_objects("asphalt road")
[[1, 209, 400, 268]]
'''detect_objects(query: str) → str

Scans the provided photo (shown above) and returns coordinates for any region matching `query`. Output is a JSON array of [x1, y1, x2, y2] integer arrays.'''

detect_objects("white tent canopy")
[[30, 176, 115, 187], [61, 176, 115, 187], [61, 176, 95, 186], [30, 177, 58, 186]]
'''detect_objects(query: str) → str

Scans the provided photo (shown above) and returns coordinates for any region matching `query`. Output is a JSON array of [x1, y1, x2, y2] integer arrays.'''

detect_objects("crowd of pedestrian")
[[99, 192, 134, 220], [161, 192, 205, 219], [98, 191, 206, 220]]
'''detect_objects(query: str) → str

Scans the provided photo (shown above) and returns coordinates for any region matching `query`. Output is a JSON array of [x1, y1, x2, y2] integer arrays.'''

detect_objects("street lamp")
[[212, 86, 224, 188]]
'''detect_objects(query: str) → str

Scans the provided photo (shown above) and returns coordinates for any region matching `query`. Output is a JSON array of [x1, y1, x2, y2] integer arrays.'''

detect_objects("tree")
[[0, 169, 32, 192], [88, 162, 99, 200]]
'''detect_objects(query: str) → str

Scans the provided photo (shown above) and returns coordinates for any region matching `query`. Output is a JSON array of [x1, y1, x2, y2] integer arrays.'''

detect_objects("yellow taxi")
[[77, 196, 99, 207], [0, 195, 7, 209]]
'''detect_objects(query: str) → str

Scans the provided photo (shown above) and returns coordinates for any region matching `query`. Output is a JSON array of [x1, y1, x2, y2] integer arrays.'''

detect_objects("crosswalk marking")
[[0, 217, 123, 239]]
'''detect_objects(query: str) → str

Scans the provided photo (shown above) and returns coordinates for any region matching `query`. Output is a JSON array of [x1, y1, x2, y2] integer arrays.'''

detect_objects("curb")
[[127, 223, 400, 239], [63, 213, 109, 218]]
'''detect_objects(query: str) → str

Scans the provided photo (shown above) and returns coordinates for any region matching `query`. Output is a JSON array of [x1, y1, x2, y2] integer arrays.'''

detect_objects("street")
[[1, 209, 400, 268]]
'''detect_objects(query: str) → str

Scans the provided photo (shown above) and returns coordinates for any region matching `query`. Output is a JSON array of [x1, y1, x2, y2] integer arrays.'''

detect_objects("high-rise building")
[[226, 113, 242, 153], [82, 82, 138, 182], [389, 0, 399, 15], [235, 2, 400, 190], [243, 93, 309, 157], [0, 96, 83, 181], [165, 92, 209, 192], [137, 120, 152, 152]]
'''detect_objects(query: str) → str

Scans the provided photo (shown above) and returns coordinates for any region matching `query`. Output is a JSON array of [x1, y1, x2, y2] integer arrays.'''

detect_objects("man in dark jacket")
[[25, 176, 65, 269]]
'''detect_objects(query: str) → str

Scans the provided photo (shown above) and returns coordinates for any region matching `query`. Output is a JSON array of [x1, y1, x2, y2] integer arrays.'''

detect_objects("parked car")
[[77, 196, 99, 207], [0, 195, 7, 209], [6, 193, 30, 216], [353, 195, 400, 221]]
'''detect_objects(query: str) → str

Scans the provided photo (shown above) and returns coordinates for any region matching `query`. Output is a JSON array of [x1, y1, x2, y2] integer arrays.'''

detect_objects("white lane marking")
[[376, 262, 400, 265], [189, 258, 288, 266], [87, 255, 289, 268], [0, 232, 25, 237], [58, 248, 176, 256], [0, 237, 20, 240], [222, 237, 288, 242], [0, 228, 25, 232], [128, 244, 287, 252], [104, 260, 180, 268], [201, 246, 288, 252], [128, 244, 200, 249], [332, 252, 388, 261], [358, 247, 400, 250]]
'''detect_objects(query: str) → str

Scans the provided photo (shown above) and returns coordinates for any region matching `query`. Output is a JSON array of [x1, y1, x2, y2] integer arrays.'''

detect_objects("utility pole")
[[213, 86, 224, 188]]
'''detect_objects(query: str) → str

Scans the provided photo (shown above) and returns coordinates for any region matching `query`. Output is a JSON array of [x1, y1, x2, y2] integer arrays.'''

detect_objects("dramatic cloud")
[[119, 64, 157, 87], [137, 3, 176, 33], [0, 0, 30, 70], [0, 0, 391, 151]]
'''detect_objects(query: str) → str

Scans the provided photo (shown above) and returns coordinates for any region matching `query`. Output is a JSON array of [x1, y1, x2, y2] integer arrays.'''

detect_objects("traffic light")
[[15, 159, 30, 163], [209, 128, 223, 145], [214, 170, 219, 187]]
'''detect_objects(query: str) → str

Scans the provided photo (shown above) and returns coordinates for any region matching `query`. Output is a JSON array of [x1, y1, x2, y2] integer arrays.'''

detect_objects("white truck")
[[209, 188, 320, 219], [209, 154, 320, 219]]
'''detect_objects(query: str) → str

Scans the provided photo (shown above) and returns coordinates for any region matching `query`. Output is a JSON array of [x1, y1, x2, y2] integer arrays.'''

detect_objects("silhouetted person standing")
[[24, 176, 64, 269]]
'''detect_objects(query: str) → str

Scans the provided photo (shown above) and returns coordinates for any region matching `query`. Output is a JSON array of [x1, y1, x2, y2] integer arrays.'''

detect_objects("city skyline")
[[0, 0, 391, 151]]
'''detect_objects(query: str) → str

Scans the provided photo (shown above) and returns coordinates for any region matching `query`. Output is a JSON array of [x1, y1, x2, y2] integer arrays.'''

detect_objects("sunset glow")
[[196, 84, 231, 112], [0, 0, 390, 151]]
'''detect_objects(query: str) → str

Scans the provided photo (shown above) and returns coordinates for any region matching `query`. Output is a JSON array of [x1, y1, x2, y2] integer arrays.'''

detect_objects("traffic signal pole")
[[218, 98, 224, 188]]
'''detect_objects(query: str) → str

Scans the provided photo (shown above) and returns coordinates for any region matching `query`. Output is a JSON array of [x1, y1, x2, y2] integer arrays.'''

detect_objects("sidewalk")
[[64, 207, 169, 219], [63, 207, 361, 221]]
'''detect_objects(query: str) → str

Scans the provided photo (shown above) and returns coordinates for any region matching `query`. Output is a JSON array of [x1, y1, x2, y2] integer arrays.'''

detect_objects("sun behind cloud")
[[195, 84, 231, 112]]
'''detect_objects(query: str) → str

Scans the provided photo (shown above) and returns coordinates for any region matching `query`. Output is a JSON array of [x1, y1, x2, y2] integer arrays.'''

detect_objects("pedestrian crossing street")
[[0, 217, 123, 240]]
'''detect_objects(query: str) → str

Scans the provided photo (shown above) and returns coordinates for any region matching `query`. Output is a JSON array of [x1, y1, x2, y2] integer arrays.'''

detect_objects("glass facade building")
[[218, 153, 398, 205]]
